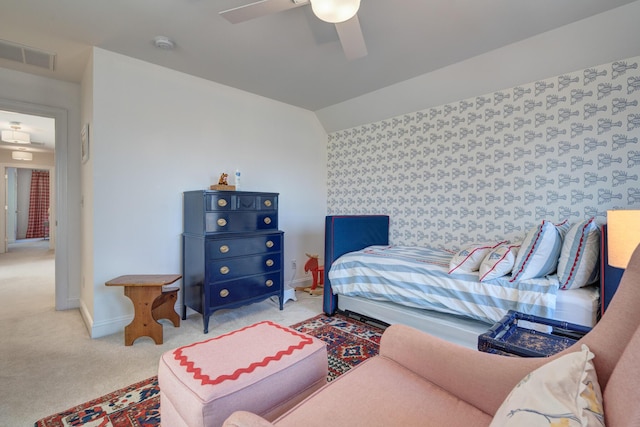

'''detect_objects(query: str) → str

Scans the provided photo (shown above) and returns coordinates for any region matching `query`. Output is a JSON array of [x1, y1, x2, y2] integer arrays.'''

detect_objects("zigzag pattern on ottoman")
[[158, 321, 328, 427]]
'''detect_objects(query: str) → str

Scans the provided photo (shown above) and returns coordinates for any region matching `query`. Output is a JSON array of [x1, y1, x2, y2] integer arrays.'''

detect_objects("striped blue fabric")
[[329, 245, 559, 324], [511, 221, 563, 282], [557, 219, 600, 290]]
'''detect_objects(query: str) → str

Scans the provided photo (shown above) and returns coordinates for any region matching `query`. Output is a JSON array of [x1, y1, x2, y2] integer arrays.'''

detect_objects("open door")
[[4, 167, 17, 252]]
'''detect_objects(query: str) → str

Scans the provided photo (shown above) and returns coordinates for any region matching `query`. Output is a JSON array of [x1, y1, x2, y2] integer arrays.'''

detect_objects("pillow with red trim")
[[449, 241, 507, 274], [479, 244, 520, 281], [557, 218, 600, 290], [511, 221, 563, 282], [555, 218, 571, 240]]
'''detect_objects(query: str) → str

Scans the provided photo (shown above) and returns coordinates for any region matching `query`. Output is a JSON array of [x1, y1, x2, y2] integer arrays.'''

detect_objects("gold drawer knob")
[[220, 289, 229, 298], [219, 245, 229, 253], [220, 266, 230, 274], [265, 259, 274, 267], [217, 218, 227, 227], [217, 198, 228, 207], [264, 217, 272, 225], [265, 280, 274, 287], [264, 200, 272, 207], [266, 240, 274, 248]]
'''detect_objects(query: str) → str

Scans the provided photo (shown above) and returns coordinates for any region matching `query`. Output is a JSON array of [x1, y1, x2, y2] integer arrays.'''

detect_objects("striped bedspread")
[[329, 245, 559, 324]]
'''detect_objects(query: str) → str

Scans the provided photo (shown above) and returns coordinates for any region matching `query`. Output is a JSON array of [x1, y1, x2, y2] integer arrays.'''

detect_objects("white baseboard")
[[84, 278, 312, 339], [78, 299, 93, 335], [286, 277, 312, 289], [79, 299, 133, 339]]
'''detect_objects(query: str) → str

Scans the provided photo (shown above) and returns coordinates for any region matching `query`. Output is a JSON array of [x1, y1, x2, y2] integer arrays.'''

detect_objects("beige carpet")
[[0, 240, 323, 426]]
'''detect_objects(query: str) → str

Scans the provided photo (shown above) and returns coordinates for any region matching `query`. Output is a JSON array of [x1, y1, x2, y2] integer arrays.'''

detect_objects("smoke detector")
[[153, 36, 175, 50]]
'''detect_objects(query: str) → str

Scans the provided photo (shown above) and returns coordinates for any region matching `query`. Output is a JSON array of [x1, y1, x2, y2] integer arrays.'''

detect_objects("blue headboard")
[[323, 215, 390, 315]]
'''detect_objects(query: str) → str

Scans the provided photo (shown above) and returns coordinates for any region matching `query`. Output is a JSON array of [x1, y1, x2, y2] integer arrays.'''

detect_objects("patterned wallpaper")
[[327, 55, 640, 249]]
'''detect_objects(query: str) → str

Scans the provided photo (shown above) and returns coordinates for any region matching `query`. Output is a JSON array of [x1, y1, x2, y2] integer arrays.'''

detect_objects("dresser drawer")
[[205, 212, 278, 233], [236, 194, 257, 210], [208, 253, 281, 281], [256, 194, 277, 211], [206, 234, 282, 260], [208, 272, 280, 306], [206, 193, 233, 211], [204, 193, 278, 212]]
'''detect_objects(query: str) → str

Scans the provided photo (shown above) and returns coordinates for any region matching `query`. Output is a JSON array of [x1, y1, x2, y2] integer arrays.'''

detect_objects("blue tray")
[[478, 310, 592, 357]]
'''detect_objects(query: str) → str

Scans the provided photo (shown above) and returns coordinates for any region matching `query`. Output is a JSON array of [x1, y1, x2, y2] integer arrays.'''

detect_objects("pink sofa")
[[224, 245, 640, 427]]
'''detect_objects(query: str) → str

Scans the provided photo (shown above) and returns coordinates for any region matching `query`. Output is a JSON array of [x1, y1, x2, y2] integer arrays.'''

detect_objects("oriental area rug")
[[34, 313, 385, 427]]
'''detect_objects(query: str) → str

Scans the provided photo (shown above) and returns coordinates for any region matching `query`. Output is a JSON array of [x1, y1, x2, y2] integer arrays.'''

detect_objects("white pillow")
[[557, 218, 600, 290], [511, 221, 562, 282], [490, 345, 604, 427], [449, 241, 507, 274], [479, 245, 520, 281]]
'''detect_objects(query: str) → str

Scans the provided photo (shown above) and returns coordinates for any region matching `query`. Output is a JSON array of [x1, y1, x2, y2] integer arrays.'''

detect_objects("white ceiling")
[[0, 0, 637, 152]]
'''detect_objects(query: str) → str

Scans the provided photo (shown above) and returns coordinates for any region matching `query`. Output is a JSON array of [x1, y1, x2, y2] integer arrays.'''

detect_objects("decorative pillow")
[[490, 345, 604, 427], [555, 218, 571, 240], [449, 241, 507, 274], [511, 221, 563, 282], [479, 245, 520, 281], [557, 218, 600, 290]]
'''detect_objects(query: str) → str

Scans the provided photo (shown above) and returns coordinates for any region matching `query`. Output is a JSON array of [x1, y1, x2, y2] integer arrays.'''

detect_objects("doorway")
[[5, 166, 54, 251], [0, 98, 70, 310]]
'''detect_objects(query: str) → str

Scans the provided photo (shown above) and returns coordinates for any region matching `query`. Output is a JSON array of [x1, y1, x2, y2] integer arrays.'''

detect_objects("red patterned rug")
[[34, 313, 384, 427]]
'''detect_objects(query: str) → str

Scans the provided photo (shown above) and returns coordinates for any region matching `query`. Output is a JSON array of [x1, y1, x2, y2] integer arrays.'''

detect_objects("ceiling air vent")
[[0, 39, 55, 71]]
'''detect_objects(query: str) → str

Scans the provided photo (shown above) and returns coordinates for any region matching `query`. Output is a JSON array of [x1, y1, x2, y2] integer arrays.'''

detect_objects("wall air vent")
[[0, 39, 55, 71]]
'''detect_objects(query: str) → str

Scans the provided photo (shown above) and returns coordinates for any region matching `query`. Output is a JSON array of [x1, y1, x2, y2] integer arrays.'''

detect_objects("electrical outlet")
[[291, 260, 297, 270]]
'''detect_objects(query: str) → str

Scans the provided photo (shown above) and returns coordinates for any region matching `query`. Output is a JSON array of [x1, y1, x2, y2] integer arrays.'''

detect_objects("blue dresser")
[[182, 190, 284, 333]]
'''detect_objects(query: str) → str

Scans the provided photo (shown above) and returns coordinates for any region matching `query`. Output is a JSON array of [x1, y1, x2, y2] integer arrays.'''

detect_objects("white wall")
[[317, 1, 640, 132], [85, 48, 327, 337], [79, 53, 95, 329]]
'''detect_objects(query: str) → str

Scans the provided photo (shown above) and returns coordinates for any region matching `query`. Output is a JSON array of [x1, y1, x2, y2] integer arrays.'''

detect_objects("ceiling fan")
[[219, 0, 368, 60]]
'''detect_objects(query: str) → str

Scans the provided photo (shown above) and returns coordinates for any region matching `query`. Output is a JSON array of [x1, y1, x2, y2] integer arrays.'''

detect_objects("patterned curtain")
[[25, 170, 50, 239]]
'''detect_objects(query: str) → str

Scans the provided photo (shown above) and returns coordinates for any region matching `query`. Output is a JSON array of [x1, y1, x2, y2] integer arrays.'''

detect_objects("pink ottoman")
[[158, 321, 328, 427]]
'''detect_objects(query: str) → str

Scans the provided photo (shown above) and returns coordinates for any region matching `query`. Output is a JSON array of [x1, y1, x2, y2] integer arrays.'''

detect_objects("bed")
[[322, 215, 602, 349]]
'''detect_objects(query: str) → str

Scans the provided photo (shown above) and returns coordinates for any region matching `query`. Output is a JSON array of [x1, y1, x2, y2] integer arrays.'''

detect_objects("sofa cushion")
[[272, 356, 492, 427], [603, 324, 640, 425], [490, 345, 604, 427]]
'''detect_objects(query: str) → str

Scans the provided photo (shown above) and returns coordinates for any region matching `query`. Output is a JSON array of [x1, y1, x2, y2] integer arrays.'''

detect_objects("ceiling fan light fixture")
[[2, 129, 31, 144], [11, 151, 33, 161], [310, 0, 360, 23]]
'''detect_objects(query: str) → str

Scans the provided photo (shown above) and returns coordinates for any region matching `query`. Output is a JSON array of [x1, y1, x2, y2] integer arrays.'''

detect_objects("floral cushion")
[[490, 345, 604, 427]]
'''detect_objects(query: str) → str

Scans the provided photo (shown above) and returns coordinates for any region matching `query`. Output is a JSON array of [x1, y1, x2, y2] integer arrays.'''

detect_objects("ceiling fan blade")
[[220, 0, 308, 24], [335, 14, 367, 60]]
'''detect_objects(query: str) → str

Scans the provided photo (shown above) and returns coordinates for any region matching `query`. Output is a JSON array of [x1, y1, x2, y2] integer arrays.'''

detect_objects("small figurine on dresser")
[[210, 172, 236, 190], [218, 173, 229, 185]]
